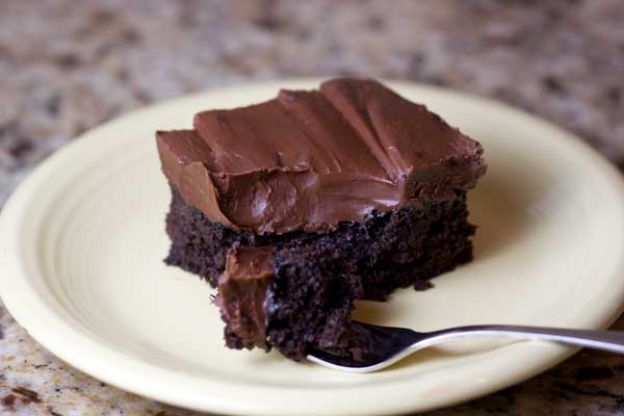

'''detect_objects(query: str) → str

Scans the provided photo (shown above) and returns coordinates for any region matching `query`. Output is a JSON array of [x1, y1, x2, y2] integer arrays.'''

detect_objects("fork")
[[307, 322, 624, 373]]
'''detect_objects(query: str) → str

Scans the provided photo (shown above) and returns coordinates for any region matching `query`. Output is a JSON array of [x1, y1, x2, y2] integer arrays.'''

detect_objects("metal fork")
[[307, 322, 624, 373]]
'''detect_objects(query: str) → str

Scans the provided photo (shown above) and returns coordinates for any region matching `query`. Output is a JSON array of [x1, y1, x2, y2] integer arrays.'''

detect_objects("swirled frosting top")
[[157, 78, 486, 234]]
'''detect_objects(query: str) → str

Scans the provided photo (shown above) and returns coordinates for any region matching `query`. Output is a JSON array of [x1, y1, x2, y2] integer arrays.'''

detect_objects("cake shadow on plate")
[[469, 175, 536, 261]]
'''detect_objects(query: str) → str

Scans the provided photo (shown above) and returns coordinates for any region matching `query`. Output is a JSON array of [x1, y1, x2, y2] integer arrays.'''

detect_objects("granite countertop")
[[1, 0, 624, 414]]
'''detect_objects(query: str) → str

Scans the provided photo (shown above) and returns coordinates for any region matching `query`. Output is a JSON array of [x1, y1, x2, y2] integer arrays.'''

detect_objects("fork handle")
[[429, 325, 624, 354]]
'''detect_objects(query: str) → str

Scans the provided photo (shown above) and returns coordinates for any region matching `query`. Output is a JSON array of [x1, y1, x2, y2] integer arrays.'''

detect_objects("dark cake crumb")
[[166, 187, 475, 359]]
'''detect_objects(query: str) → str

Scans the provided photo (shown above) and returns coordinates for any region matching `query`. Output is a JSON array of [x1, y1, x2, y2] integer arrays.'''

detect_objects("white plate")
[[1, 79, 624, 416]]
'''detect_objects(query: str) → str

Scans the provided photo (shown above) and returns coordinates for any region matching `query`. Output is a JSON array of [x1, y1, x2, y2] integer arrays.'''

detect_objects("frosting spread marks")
[[157, 78, 485, 234]]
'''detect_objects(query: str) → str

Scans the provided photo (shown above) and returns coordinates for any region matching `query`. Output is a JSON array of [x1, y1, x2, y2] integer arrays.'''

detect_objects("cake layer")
[[157, 78, 485, 235], [166, 187, 475, 359]]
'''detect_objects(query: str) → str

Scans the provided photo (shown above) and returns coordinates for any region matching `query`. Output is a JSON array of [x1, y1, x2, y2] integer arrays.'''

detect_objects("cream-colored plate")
[[1, 80, 624, 415]]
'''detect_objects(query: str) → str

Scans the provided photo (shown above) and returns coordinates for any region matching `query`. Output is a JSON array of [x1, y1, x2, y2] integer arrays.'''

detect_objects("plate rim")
[[2, 78, 624, 415]]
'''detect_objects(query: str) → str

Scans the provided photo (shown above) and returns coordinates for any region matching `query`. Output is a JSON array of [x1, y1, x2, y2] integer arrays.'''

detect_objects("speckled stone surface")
[[1, 0, 624, 414]]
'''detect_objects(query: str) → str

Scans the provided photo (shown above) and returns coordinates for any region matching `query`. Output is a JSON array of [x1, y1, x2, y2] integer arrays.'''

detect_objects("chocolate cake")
[[157, 78, 486, 361]]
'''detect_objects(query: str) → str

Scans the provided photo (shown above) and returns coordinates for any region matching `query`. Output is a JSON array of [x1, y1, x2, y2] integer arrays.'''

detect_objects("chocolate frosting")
[[215, 246, 274, 349], [157, 78, 486, 234]]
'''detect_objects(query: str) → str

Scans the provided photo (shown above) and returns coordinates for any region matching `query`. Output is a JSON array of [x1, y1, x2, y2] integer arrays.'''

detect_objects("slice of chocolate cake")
[[157, 78, 486, 360]]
